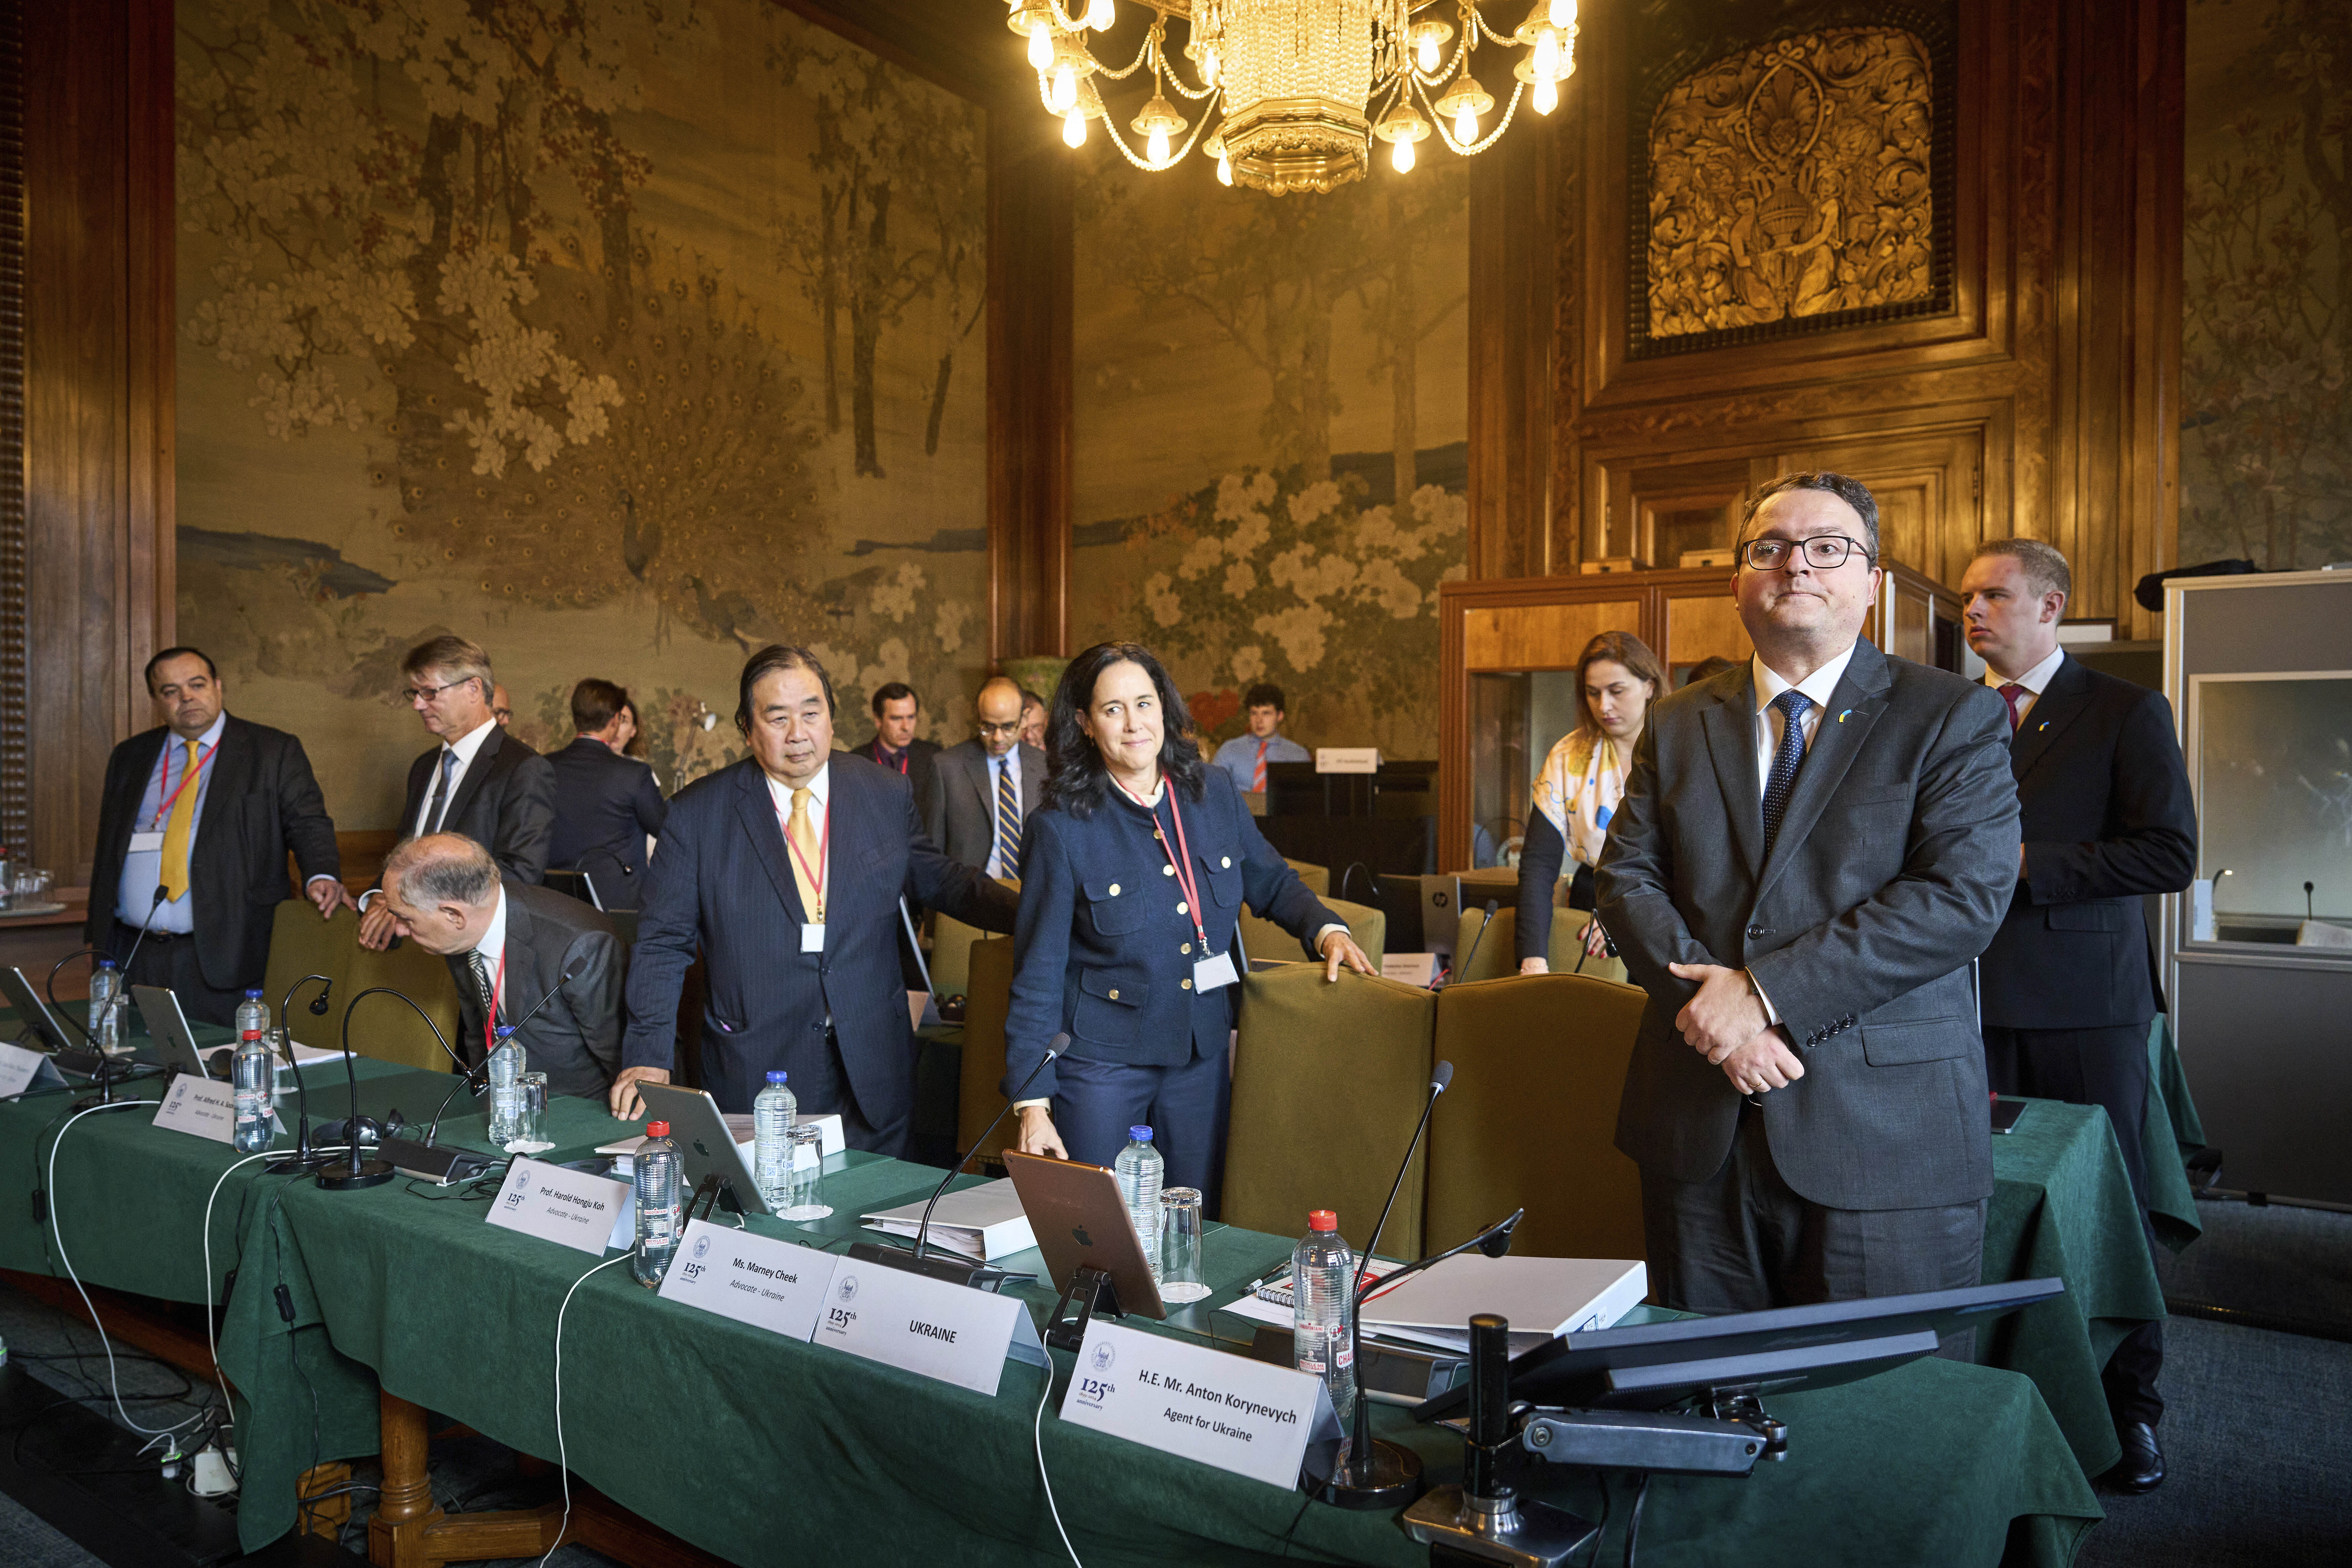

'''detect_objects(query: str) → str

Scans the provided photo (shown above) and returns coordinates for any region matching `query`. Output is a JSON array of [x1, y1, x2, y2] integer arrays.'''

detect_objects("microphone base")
[[844, 1240, 1024, 1294], [1308, 1437, 1425, 1511], [264, 1149, 331, 1176], [317, 1158, 396, 1191], [381, 1137, 494, 1185]]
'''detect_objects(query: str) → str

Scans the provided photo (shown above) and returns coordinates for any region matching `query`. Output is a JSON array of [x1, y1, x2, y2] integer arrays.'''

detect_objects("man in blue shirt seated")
[[1211, 683, 1310, 794]]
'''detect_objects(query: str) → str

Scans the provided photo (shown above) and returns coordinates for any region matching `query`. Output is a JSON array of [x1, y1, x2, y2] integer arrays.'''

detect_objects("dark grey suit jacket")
[[923, 739, 1047, 872], [397, 726, 556, 884], [546, 736, 666, 895], [445, 877, 624, 1099], [1598, 639, 2021, 1212]]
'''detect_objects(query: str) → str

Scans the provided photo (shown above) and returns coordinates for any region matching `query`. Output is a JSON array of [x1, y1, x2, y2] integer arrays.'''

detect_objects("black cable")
[[1582, 1472, 1614, 1567], [1624, 1472, 1652, 1568]]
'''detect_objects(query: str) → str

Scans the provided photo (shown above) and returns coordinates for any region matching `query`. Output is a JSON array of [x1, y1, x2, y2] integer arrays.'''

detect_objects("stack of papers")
[[1357, 1255, 1648, 1351], [861, 1179, 1035, 1263]]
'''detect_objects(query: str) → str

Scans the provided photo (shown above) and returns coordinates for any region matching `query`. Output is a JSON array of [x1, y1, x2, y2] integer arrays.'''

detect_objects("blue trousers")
[[1051, 1050, 1230, 1215]]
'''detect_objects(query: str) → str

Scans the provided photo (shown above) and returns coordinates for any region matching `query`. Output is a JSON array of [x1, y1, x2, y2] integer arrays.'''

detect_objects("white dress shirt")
[[412, 717, 499, 837], [1984, 645, 2065, 728], [984, 750, 1023, 878], [765, 762, 831, 913], [1744, 642, 1860, 1031], [117, 712, 227, 932]]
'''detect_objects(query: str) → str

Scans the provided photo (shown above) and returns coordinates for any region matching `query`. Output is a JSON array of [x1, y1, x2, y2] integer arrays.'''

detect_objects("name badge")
[[0, 1043, 67, 1098], [1059, 1319, 1340, 1489], [129, 831, 166, 853], [1193, 949, 1240, 993], [657, 1218, 838, 1340], [487, 1156, 633, 1256], [152, 1075, 239, 1144], [801, 924, 825, 954], [813, 1260, 1048, 1396]]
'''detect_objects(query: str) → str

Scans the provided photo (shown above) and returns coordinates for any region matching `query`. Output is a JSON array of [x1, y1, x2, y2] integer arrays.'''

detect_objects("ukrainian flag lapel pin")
[[1837, 709, 1853, 723], [2037, 720, 2048, 731]]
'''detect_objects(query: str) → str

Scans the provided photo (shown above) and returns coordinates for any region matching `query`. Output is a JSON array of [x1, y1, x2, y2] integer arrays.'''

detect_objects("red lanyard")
[[778, 790, 829, 921], [1112, 774, 1206, 947], [149, 742, 214, 831], [481, 946, 507, 1062]]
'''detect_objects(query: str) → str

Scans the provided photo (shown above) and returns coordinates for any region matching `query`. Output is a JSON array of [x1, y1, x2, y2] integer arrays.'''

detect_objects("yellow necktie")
[[159, 738, 200, 902], [786, 787, 824, 923]]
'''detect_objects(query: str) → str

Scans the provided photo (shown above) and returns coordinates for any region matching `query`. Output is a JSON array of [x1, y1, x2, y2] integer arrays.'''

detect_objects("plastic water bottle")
[[231, 1028, 274, 1153], [753, 1070, 796, 1206], [1293, 1210, 1357, 1463], [90, 960, 123, 1053], [234, 988, 270, 1039], [1114, 1126, 1165, 1281], [633, 1120, 682, 1287], [485, 1026, 524, 1147]]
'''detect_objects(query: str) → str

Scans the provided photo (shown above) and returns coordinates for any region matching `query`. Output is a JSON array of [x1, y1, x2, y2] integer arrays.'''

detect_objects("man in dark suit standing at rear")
[[546, 677, 666, 904], [1599, 472, 2020, 1339], [1963, 537, 2195, 1493], [614, 646, 1017, 1152], [358, 636, 555, 948], [86, 647, 344, 1024], [924, 676, 1046, 877], [853, 681, 940, 809]]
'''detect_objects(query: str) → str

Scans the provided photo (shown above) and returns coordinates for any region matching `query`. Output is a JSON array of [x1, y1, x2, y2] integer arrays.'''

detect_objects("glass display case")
[[2187, 673, 2352, 945]]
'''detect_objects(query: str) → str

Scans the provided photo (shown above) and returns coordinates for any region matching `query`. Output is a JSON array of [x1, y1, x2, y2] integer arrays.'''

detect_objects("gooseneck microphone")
[[1447, 900, 1500, 986], [266, 974, 335, 1174], [382, 969, 576, 1185], [422, 968, 577, 1149], [915, 1032, 1069, 1264], [317, 987, 420, 1190]]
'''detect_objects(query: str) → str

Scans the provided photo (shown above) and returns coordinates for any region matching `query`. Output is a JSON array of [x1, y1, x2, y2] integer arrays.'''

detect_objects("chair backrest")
[[344, 929, 466, 1073], [954, 936, 1018, 1166], [1320, 895, 1386, 970], [1237, 891, 1386, 972], [930, 911, 988, 999], [1425, 973, 1650, 1262], [1283, 858, 1330, 896], [263, 900, 356, 1041], [1452, 904, 1628, 986], [1224, 967, 1436, 1255]]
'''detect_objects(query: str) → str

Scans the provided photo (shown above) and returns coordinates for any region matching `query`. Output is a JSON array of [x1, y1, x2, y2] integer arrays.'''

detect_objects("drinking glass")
[[1158, 1187, 1209, 1303], [513, 1072, 549, 1148], [781, 1122, 831, 1220]]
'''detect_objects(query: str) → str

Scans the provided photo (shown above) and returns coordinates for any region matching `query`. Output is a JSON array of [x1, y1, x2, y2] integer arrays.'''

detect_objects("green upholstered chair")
[[1224, 966, 1436, 1252], [262, 899, 355, 1044], [1452, 905, 1629, 987], [928, 911, 985, 1000], [265, 901, 464, 1073], [1424, 973, 1650, 1263], [1283, 858, 1330, 896], [954, 935, 1018, 1168]]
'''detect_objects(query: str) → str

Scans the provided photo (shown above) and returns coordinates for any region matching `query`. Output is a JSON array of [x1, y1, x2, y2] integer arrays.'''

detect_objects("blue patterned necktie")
[[994, 757, 1022, 876], [1760, 690, 1814, 856]]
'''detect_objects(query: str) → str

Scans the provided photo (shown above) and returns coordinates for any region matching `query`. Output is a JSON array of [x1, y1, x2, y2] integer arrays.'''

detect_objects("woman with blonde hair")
[[1516, 631, 1669, 973]]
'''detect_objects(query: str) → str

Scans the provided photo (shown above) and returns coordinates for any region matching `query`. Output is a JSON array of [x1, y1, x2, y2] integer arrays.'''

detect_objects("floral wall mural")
[[175, 0, 989, 828], [1068, 154, 1470, 761], [2181, 0, 2351, 571]]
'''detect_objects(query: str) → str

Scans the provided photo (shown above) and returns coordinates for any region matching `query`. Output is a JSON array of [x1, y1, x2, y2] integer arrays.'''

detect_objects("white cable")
[[200, 1149, 281, 1422], [537, 1252, 633, 1568], [44, 1102, 213, 1438], [1034, 1362, 1085, 1568]]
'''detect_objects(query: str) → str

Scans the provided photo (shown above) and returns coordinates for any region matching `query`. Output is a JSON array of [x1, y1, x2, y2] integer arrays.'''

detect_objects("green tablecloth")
[[2144, 1015, 2205, 1252]]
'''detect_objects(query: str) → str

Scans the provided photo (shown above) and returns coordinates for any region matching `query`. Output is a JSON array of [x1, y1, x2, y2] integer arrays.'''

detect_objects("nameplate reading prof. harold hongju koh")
[[486, 1156, 633, 1256]]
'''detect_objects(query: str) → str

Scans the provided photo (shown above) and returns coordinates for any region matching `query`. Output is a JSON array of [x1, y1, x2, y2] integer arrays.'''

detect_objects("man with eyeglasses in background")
[[924, 675, 1047, 879], [357, 635, 556, 950], [1599, 471, 2020, 1351]]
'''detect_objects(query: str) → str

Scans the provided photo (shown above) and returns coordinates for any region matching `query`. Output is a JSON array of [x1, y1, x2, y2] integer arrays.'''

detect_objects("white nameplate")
[[1314, 747, 1381, 774], [0, 1042, 67, 1098], [152, 1075, 239, 1144], [813, 1260, 1048, 1396], [488, 1156, 632, 1256], [1382, 952, 1440, 988], [657, 1219, 838, 1339], [1059, 1319, 1340, 1489]]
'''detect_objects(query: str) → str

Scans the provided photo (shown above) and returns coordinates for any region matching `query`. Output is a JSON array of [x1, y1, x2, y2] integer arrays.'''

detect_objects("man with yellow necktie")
[[84, 648, 344, 1025], [614, 646, 1017, 1152]]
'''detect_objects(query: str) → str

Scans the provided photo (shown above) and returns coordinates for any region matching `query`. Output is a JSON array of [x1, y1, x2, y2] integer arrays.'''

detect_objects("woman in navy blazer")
[[1006, 642, 1373, 1200]]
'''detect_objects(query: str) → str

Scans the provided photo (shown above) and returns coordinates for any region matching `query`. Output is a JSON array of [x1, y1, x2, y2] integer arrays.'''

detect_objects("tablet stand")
[[1044, 1263, 1125, 1353]]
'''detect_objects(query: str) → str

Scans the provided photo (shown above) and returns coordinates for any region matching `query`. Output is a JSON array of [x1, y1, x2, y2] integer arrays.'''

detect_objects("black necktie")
[[1761, 690, 1813, 856], [466, 950, 497, 1024]]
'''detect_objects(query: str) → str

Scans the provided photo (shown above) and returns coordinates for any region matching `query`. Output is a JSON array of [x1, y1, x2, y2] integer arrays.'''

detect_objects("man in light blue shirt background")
[[1212, 683, 1309, 795]]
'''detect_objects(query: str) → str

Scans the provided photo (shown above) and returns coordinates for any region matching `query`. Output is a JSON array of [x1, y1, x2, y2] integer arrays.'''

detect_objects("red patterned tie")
[[1252, 739, 1268, 792], [1998, 683, 2027, 732]]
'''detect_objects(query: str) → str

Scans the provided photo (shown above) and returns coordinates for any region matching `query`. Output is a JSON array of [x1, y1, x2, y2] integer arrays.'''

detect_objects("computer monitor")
[[1412, 1277, 2065, 1419], [0, 965, 84, 1055]]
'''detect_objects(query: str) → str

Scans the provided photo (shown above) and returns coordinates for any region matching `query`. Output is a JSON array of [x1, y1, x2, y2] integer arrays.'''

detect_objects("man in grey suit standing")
[[924, 675, 1047, 878], [1598, 471, 2020, 1326]]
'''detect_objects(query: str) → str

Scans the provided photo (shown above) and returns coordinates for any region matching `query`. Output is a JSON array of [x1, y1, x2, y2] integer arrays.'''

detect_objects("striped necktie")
[[427, 748, 458, 832], [994, 757, 1022, 877], [1761, 690, 1813, 857], [466, 949, 498, 1024], [1252, 739, 1268, 792]]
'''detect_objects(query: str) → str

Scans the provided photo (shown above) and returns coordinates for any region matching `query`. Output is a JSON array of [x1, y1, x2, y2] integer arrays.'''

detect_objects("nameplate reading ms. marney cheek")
[[486, 1157, 632, 1257], [657, 1218, 839, 1341], [1059, 1318, 1338, 1489], [811, 1262, 1047, 1396], [151, 1075, 240, 1144]]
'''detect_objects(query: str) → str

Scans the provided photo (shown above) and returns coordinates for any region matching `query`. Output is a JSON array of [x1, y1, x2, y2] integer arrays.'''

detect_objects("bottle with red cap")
[[632, 1119, 682, 1287], [1292, 1209, 1357, 1462]]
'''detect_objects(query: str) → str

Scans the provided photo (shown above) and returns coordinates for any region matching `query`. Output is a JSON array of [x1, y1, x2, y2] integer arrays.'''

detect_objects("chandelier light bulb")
[[1028, 26, 1053, 69], [1085, 0, 1115, 30], [1454, 103, 1478, 143], [1216, 149, 1233, 185], [1148, 126, 1171, 164], [1417, 33, 1439, 72], [1534, 73, 1558, 114], [1393, 135, 1416, 173], [1550, 0, 1577, 28], [1064, 109, 1088, 147], [1201, 48, 1219, 86], [1050, 63, 1077, 114], [1534, 28, 1560, 79]]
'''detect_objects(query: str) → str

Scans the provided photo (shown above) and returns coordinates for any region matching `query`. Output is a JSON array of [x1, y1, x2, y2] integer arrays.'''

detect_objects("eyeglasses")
[[406, 678, 475, 704], [1739, 535, 1875, 571], [976, 720, 1022, 737]]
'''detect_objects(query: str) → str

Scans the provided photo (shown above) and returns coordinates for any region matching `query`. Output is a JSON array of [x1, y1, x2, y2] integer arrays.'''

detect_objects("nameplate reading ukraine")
[[151, 1075, 239, 1144], [657, 1218, 838, 1341], [812, 1261, 1047, 1396], [486, 1157, 631, 1256], [1059, 1319, 1338, 1489]]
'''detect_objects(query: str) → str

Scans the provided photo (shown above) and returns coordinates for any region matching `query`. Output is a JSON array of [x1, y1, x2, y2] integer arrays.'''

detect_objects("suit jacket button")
[[1108, 883, 1120, 896], [1181, 943, 1192, 954], [1181, 978, 1192, 990], [1220, 856, 1231, 868], [1746, 925, 1766, 939], [1107, 988, 1119, 1000], [1163, 865, 1175, 876], [1176, 900, 1188, 914]]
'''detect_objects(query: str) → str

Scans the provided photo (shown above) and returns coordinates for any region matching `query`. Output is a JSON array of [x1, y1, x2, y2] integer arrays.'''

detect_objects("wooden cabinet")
[[1437, 563, 1964, 871]]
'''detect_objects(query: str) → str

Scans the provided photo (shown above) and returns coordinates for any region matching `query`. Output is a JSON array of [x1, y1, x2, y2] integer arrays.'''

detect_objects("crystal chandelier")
[[1006, 0, 1579, 196]]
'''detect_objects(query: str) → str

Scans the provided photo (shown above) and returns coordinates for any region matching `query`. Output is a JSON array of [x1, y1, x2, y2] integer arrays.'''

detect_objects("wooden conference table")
[[0, 1034, 2143, 1567]]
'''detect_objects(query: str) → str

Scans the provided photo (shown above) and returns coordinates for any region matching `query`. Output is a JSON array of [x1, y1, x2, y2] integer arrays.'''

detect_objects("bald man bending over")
[[924, 676, 1047, 878], [375, 833, 624, 1099]]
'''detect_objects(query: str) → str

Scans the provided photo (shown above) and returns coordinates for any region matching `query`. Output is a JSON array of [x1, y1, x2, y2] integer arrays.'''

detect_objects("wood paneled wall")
[[1467, 0, 2184, 638]]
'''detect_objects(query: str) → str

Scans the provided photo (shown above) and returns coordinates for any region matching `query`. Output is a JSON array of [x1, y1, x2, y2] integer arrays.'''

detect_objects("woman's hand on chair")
[[1519, 957, 1550, 975], [1015, 1104, 1067, 1159], [1318, 929, 1375, 982]]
